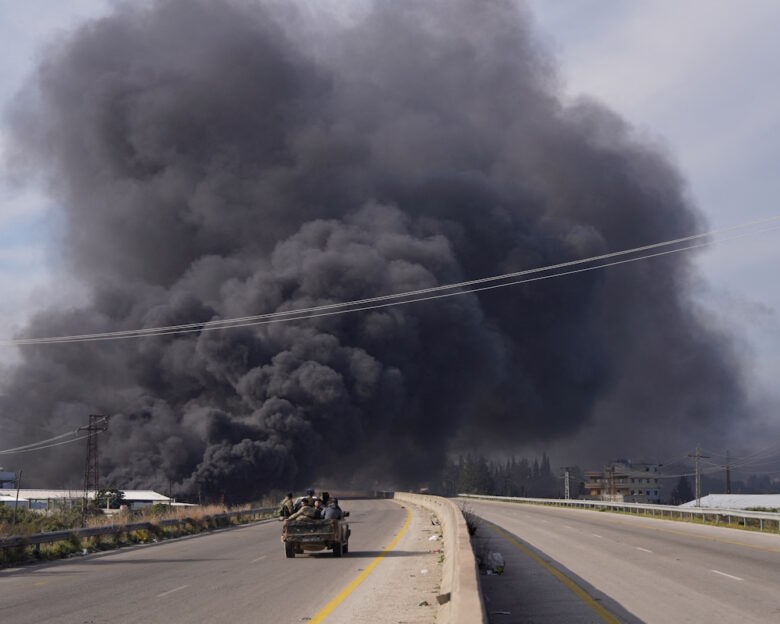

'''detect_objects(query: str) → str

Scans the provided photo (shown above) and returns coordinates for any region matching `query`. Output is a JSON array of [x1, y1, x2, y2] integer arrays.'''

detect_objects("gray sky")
[[529, 1, 780, 399], [2, 0, 779, 403]]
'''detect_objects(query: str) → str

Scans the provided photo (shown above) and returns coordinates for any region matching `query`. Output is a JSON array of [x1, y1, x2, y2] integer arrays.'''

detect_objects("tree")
[[97, 488, 125, 510], [669, 477, 694, 505]]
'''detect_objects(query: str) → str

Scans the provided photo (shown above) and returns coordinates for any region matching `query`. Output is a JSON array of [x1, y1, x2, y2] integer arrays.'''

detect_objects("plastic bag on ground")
[[487, 551, 505, 575]]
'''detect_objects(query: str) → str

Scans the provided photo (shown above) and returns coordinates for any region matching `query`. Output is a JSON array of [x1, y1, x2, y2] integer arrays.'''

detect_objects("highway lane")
[[0, 499, 416, 624], [465, 498, 780, 624]]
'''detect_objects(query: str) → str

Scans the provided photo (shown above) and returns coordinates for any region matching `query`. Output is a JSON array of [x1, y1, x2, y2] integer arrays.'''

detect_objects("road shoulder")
[[331, 500, 445, 623]]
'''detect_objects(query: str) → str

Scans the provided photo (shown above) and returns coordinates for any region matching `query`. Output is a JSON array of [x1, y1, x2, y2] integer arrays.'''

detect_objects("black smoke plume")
[[1, 0, 750, 501]]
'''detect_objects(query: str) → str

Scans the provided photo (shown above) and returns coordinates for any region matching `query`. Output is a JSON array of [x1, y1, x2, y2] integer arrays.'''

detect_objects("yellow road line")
[[489, 522, 621, 624], [310, 507, 412, 623]]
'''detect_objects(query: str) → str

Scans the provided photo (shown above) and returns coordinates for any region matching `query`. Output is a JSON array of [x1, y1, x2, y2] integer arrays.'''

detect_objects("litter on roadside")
[[487, 551, 505, 575], [436, 592, 451, 605]]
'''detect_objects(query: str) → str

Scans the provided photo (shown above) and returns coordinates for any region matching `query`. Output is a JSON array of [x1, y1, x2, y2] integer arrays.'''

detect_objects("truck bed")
[[284, 519, 339, 540]]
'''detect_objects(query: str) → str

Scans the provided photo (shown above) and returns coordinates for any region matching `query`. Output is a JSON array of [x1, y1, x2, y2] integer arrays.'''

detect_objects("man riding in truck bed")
[[278, 492, 294, 518], [322, 498, 343, 520], [287, 497, 320, 522]]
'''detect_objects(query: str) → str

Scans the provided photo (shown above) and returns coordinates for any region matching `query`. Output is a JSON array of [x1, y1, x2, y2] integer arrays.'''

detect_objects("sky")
[[528, 1, 780, 398], [1, 0, 779, 458]]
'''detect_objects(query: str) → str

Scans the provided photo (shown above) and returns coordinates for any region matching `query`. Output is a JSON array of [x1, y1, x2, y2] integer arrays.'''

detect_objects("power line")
[[0, 430, 78, 455], [0, 433, 93, 454], [3, 215, 780, 347]]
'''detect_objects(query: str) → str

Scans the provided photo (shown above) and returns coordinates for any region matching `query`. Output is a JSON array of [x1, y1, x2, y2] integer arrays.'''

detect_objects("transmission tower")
[[79, 415, 109, 526], [560, 466, 576, 500]]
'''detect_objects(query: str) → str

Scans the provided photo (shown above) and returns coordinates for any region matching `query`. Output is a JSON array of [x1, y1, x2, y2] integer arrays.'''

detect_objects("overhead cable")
[[4, 215, 780, 346], [0, 430, 78, 455], [0, 433, 93, 455]]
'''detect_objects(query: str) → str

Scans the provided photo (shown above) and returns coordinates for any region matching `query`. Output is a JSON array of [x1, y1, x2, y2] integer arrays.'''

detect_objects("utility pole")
[[688, 444, 710, 507], [11, 469, 22, 529], [725, 450, 732, 495], [608, 464, 616, 501], [79, 415, 109, 527]]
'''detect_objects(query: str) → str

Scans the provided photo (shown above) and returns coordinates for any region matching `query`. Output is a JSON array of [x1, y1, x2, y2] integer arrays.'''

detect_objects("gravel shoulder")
[[335, 499, 445, 623]]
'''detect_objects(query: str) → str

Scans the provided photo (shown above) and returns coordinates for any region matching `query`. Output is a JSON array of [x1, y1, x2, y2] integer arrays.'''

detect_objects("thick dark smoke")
[[1, 0, 750, 500]]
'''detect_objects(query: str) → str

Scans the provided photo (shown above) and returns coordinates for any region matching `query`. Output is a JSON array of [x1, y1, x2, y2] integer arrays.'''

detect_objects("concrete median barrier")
[[394, 492, 486, 624]]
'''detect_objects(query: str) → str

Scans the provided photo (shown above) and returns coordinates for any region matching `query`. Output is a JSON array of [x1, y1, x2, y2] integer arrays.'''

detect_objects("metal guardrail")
[[458, 494, 780, 533], [1, 507, 275, 551]]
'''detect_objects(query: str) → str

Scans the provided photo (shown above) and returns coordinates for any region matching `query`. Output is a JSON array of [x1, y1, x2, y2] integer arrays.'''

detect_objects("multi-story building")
[[584, 460, 661, 503], [0, 470, 16, 489]]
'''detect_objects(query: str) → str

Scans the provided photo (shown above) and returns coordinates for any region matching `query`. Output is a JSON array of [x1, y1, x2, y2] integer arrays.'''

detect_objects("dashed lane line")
[[591, 534, 603, 539], [309, 507, 411, 623], [711, 569, 744, 581], [251, 555, 267, 563], [483, 502, 780, 554], [634, 547, 653, 553], [488, 522, 621, 624], [157, 585, 189, 598]]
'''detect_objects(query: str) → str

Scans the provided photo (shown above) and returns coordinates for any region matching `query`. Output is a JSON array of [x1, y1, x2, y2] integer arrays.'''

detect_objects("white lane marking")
[[591, 533, 603, 539], [635, 547, 653, 553], [711, 569, 743, 581], [539, 519, 549, 524], [251, 555, 267, 563], [563, 525, 574, 530], [157, 585, 189, 598]]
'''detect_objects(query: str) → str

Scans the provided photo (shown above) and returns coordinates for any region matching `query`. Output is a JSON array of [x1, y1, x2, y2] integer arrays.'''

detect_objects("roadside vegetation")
[[0, 501, 275, 567]]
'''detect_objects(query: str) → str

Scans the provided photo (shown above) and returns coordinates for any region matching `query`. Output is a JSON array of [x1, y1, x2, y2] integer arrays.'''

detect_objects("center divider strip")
[[488, 522, 621, 624], [310, 507, 412, 623]]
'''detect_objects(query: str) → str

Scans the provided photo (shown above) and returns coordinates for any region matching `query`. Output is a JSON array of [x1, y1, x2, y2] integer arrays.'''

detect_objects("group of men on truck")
[[278, 488, 344, 521]]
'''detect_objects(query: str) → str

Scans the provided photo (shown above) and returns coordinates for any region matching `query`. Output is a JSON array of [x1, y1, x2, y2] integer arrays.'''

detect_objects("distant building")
[[0, 493, 26, 508], [679, 494, 780, 510], [584, 459, 662, 504], [0, 489, 172, 511], [0, 470, 16, 489]]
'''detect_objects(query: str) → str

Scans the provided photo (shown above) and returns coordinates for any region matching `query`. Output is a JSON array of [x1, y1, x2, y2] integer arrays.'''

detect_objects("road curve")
[[0, 499, 419, 624], [465, 498, 780, 624]]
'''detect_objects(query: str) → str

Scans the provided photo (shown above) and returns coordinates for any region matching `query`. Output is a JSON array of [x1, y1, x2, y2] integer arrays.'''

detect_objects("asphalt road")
[[0, 499, 411, 624], [465, 498, 780, 624]]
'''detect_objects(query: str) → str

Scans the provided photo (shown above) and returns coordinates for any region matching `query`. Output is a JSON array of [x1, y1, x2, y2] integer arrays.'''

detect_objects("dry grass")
[[1, 503, 271, 567]]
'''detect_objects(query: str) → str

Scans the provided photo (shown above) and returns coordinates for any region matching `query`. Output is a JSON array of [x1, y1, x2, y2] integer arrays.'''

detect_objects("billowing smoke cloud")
[[1, 0, 750, 500]]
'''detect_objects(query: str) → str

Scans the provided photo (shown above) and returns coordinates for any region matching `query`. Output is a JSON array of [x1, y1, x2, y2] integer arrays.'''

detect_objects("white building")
[[679, 494, 780, 510], [0, 489, 172, 511]]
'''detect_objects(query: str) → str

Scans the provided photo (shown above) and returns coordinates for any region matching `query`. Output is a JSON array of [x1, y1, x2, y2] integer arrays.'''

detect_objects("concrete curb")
[[394, 492, 486, 624]]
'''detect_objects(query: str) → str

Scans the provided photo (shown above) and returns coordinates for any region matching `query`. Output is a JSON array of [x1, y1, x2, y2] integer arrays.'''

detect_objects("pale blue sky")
[[1, 1, 779, 403]]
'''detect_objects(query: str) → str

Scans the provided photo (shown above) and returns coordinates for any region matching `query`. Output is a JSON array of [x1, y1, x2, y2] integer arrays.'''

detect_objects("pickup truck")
[[282, 514, 350, 558]]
